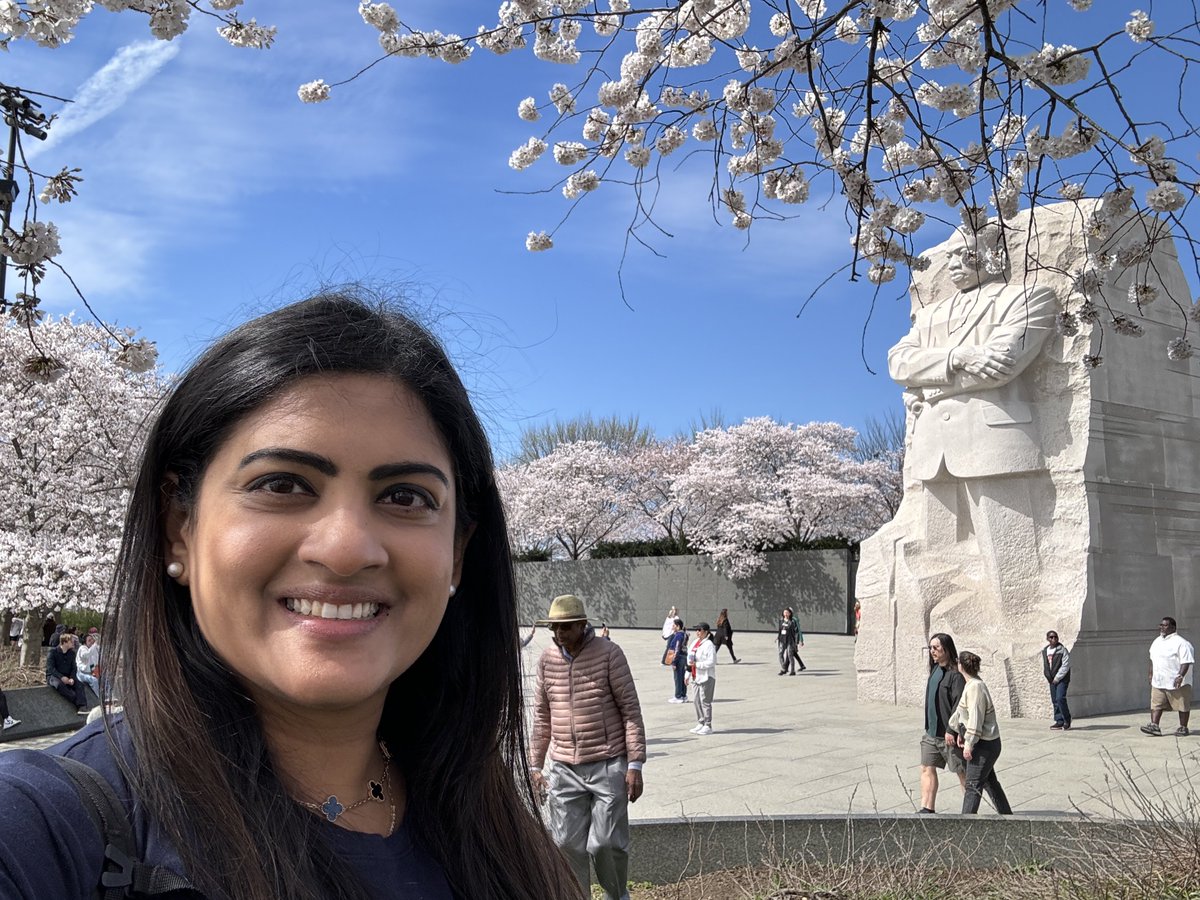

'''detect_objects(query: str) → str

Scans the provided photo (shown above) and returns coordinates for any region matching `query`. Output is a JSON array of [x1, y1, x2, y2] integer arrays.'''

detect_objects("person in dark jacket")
[[712, 609, 740, 663], [1043, 630, 1072, 731], [46, 632, 87, 712], [777, 608, 805, 675], [919, 632, 966, 813]]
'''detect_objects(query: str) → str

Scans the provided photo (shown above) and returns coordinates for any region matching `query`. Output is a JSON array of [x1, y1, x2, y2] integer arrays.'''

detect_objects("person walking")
[[687, 622, 717, 735], [1042, 630, 1072, 731], [1141, 616, 1194, 737], [949, 651, 1014, 815], [530, 594, 646, 900], [712, 609, 740, 663], [918, 632, 966, 814], [777, 608, 805, 675], [8, 615, 23, 648], [664, 618, 688, 703]]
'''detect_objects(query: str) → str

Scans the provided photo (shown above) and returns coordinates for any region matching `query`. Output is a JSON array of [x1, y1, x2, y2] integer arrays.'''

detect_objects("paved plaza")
[[526, 628, 1199, 822], [5, 628, 1196, 822]]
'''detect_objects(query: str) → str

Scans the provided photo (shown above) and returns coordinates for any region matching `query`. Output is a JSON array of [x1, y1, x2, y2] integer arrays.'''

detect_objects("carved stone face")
[[945, 228, 1001, 292]]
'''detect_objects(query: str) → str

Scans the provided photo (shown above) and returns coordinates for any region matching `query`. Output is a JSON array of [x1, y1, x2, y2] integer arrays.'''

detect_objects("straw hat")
[[536, 594, 589, 625]]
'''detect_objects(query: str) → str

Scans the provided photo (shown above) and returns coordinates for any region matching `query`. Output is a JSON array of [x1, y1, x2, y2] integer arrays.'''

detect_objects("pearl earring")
[[449, 585, 457, 597], [167, 562, 184, 578]]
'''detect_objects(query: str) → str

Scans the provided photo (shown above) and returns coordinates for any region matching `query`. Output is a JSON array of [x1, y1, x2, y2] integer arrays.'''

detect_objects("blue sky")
[[8, 3, 1193, 459]]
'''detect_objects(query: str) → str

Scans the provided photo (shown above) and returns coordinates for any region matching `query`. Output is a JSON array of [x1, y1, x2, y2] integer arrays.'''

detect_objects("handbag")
[[663, 647, 677, 666]]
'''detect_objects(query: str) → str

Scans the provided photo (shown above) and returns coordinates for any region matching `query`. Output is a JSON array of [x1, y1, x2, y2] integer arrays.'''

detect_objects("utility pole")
[[0, 84, 50, 309]]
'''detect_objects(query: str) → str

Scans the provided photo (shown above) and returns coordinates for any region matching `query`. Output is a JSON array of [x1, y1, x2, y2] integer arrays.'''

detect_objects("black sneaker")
[[1140, 722, 1162, 736]]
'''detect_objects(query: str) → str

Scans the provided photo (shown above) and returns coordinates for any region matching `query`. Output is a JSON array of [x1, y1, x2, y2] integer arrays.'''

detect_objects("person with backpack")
[[0, 295, 580, 900]]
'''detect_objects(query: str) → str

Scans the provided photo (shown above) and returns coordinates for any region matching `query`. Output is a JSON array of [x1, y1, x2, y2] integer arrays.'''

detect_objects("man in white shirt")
[[1141, 616, 1194, 737]]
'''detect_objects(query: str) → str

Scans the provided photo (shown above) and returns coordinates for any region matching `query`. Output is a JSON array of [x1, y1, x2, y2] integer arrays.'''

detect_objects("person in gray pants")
[[529, 594, 647, 900], [688, 622, 718, 735]]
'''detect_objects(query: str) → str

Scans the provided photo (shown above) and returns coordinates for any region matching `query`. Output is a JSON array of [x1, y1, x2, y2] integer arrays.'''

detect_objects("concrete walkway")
[[523, 629, 1199, 822], [5, 629, 1195, 822]]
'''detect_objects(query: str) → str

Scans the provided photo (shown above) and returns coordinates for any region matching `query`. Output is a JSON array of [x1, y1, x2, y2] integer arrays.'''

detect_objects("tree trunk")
[[18, 607, 46, 669]]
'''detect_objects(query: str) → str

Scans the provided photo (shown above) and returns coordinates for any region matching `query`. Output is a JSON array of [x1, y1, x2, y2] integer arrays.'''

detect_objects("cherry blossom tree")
[[498, 439, 634, 559], [851, 407, 905, 517], [673, 417, 894, 577], [625, 439, 694, 544], [9, 2, 1199, 366], [311, 0, 1200, 364], [0, 315, 164, 665]]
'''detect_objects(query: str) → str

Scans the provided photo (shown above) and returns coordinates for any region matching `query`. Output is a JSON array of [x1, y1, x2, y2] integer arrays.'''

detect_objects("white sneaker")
[[689, 724, 704, 733], [696, 725, 713, 735], [668, 697, 685, 704], [2, 717, 18, 730]]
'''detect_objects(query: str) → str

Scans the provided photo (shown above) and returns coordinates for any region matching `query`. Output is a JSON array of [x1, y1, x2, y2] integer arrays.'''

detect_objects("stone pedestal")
[[856, 201, 1200, 717]]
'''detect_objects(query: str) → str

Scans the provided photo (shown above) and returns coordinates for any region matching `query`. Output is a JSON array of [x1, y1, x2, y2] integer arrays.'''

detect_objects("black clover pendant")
[[369, 780, 384, 801]]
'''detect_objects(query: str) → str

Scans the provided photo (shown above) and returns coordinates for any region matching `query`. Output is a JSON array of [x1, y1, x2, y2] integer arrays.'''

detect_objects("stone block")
[[0, 685, 96, 743]]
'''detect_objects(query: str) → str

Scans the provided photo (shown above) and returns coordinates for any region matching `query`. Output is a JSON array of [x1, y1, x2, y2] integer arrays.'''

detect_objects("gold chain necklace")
[[299, 741, 396, 836]]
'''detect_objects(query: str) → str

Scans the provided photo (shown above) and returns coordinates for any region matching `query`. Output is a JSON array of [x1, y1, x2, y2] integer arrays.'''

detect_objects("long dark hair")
[[103, 293, 578, 899], [928, 632, 960, 671], [716, 609, 729, 627]]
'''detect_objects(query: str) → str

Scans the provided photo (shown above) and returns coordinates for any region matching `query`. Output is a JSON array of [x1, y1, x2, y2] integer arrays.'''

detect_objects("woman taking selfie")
[[0, 294, 579, 899]]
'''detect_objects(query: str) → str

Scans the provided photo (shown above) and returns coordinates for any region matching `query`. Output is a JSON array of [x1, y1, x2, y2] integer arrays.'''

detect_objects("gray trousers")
[[546, 757, 630, 900], [693, 677, 715, 726]]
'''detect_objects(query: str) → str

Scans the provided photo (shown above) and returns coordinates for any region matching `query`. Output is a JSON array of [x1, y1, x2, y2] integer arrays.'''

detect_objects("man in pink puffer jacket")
[[529, 594, 646, 900]]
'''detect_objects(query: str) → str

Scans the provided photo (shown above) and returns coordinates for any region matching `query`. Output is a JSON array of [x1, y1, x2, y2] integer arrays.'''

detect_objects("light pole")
[[0, 84, 50, 310]]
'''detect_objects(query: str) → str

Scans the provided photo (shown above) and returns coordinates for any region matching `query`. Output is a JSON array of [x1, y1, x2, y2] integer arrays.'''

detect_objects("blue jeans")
[[1050, 677, 1071, 726], [672, 659, 686, 700]]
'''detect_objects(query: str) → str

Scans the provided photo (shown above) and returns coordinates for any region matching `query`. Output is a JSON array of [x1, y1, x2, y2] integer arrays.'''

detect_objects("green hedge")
[[591, 537, 693, 559]]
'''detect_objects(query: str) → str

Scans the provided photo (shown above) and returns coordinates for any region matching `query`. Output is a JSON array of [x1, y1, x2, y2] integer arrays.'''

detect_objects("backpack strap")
[[52, 756, 199, 899]]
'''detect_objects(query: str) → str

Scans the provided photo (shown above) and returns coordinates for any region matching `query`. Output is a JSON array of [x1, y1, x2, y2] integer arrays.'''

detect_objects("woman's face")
[[166, 374, 466, 717], [929, 637, 947, 666], [782, 609, 792, 620]]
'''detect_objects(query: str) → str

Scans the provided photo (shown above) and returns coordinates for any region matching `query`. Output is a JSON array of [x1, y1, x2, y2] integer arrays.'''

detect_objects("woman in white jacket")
[[949, 651, 1014, 815], [687, 622, 718, 735]]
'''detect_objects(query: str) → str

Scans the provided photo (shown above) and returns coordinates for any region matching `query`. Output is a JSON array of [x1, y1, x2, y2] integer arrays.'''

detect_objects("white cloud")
[[27, 41, 180, 162]]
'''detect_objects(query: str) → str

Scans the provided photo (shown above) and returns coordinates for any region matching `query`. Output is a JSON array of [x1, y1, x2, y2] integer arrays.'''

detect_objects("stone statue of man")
[[891, 222, 1057, 482], [887, 222, 1058, 650]]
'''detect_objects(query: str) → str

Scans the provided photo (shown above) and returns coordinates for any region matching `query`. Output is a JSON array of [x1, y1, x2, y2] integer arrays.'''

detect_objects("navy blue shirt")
[[0, 719, 452, 899]]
